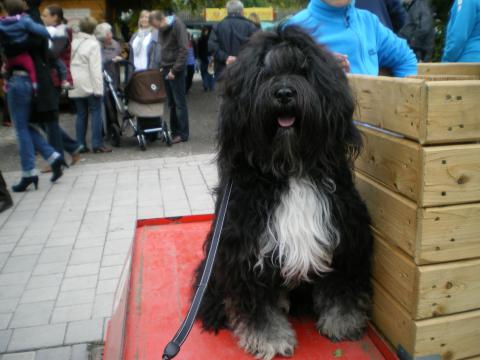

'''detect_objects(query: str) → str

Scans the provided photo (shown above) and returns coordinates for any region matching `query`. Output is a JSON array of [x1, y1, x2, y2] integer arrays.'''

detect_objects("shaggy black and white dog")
[[194, 27, 373, 360]]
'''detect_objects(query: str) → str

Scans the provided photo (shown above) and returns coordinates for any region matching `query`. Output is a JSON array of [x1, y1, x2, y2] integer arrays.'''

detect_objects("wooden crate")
[[418, 63, 480, 78], [373, 231, 480, 320], [372, 280, 480, 360], [355, 124, 480, 207], [349, 75, 480, 144], [355, 172, 480, 264]]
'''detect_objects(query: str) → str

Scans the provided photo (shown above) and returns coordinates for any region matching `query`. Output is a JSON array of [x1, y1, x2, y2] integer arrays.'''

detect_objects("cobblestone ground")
[[0, 79, 219, 359]]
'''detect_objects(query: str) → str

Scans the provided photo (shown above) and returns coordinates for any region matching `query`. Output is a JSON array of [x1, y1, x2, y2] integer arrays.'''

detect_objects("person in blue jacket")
[[442, 0, 480, 62], [287, 0, 417, 77]]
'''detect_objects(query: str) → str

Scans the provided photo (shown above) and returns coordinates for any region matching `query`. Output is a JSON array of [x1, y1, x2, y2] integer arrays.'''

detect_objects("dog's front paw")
[[235, 320, 297, 360], [316, 305, 368, 342]]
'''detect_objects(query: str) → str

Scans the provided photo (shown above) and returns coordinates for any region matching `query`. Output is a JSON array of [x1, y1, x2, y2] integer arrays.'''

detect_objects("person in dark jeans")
[[208, 0, 258, 79], [150, 11, 189, 144]]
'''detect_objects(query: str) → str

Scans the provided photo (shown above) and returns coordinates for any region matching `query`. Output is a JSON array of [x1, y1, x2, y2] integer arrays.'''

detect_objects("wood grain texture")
[[355, 172, 418, 256], [372, 281, 415, 355], [356, 125, 421, 202], [356, 125, 480, 207], [373, 281, 480, 360], [349, 75, 425, 140], [417, 258, 480, 319], [422, 143, 480, 206], [372, 231, 417, 315], [425, 81, 480, 144], [418, 204, 480, 264], [350, 75, 480, 144], [356, 172, 480, 264], [418, 63, 480, 77]]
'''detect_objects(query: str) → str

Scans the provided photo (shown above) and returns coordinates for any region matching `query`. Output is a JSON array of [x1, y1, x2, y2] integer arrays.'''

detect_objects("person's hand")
[[112, 56, 123, 63], [333, 53, 350, 73], [226, 56, 237, 65], [167, 70, 175, 80]]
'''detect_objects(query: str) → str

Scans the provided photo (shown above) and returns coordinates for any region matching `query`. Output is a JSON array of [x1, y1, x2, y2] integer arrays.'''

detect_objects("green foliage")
[[431, 0, 452, 61]]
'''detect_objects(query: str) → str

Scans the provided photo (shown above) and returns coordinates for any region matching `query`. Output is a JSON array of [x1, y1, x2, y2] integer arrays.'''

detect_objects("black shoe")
[[12, 176, 39, 192], [79, 147, 90, 154], [51, 158, 68, 183]]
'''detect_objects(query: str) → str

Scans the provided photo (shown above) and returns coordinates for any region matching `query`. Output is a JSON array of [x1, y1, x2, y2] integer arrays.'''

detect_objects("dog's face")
[[218, 27, 360, 179]]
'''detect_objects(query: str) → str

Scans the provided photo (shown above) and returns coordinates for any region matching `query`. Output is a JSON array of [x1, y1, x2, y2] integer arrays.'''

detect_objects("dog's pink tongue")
[[278, 117, 295, 128]]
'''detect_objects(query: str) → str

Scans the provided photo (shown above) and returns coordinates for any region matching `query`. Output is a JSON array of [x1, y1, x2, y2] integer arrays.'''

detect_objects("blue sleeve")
[[374, 16, 417, 77], [23, 16, 50, 39], [442, 0, 477, 62]]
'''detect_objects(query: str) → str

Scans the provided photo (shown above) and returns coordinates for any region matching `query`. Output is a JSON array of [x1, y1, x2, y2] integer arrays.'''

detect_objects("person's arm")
[[171, 21, 188, 75], [89, 42, 104, 96], [24, 16, 50, 39], [386, 0, 407, 32], [376, 16, 417, 77], [442, 0, 477, 62], [208, 25, 228, 64]]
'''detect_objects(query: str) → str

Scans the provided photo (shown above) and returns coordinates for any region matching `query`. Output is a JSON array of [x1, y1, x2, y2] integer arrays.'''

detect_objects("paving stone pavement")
[[0, 154, 217, 358]]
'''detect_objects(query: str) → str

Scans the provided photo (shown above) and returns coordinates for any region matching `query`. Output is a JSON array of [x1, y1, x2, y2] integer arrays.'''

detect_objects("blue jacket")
[[287, 0, 417, 77], [442, 0, 480, 62], [356, 0, 406, 32], [0, 14, 49, 45]]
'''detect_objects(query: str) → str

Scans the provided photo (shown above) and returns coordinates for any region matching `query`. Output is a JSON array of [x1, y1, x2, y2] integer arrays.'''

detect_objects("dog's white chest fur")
[[257, 178, 339, 285]]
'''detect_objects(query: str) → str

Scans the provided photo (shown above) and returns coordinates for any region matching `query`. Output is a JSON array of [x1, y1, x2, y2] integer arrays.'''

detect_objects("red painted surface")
[[104, 215, 398, 360]]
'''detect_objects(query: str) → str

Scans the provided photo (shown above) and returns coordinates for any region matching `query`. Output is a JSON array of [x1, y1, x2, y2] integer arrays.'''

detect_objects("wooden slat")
[[418, 63, 480, 77], [356, 125, 421, 203], [372, 231, 417, 315], [415, 309, 480, 359], [372, 281, 415, 355], [422, 143, 480, 206], [425, 81, 480, 144], [349, 75, 425, 141], [418, 203, 480, 264], [373, 281, 480, 360], [355, 172, 417, 256], [417, 258, 480, 319], [356, 172, 480, 264]]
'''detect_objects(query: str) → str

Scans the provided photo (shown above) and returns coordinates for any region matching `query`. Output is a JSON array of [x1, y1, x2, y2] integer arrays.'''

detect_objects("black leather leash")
[[162, 179, 233, 360]]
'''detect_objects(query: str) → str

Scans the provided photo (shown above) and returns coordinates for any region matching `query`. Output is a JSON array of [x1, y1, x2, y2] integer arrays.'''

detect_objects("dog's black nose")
[[275, 87, 294, 104]]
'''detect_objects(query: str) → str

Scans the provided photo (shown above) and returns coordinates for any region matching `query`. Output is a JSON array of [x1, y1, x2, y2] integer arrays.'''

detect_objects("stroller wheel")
[[162, 121, 172, 147], [138, 134, 147, 151], [110, 124, 121, 147]]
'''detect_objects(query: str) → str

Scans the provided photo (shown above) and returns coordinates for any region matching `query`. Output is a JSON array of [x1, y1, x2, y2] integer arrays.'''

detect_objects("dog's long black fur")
[[194, 27, 373, 360]]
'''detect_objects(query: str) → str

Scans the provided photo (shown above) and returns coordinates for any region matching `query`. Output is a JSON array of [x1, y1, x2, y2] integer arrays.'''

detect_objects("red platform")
[[104, 215, 398, 360]]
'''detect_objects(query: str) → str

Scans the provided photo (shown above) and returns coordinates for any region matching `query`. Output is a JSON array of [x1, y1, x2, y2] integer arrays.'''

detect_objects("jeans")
[[163, 68, 189, 141], [186, 64, 195, 93], [8, 75, 59, 177], [42, 94, 82, 157], [200, 60, 214, 91], [74, 95, 104, 149]]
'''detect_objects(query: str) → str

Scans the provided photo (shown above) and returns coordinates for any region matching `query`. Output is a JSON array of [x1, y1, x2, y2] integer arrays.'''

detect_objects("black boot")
[[50, 158, 68, 183], [11, 176, 39, 192]]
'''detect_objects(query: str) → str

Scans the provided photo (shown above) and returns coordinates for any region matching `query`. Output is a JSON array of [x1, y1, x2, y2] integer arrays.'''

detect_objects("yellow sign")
[[205, 7, 274, 22]]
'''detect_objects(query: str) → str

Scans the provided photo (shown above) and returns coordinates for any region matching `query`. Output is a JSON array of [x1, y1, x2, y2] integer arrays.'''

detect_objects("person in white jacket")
[[69, 17, 111, 153]]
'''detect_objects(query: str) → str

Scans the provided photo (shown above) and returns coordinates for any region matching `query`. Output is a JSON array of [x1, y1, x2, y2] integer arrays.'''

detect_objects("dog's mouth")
[[277, 116, 296, 128]]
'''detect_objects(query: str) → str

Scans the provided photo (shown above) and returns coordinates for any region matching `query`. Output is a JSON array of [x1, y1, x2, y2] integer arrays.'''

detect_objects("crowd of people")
[[0, 0, 479, 211]]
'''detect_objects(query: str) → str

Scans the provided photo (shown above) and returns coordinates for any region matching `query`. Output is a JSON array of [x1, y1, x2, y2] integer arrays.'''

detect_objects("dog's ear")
[[216, 31, 276, 175]]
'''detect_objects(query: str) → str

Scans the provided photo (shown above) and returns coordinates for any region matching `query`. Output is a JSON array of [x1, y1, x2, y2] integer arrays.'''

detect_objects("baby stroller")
[[103, 60, 172, 150]]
